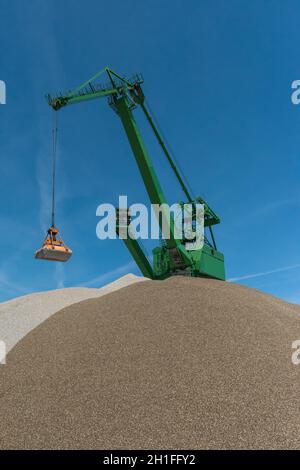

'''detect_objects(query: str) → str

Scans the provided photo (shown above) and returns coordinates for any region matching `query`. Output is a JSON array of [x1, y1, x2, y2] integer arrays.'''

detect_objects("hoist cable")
[[51, 111, 58, 228], [144, 99, 196, 201]]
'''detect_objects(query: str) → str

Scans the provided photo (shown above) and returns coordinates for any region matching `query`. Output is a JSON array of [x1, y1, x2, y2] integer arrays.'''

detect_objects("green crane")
[[47, 67, 225, 280]]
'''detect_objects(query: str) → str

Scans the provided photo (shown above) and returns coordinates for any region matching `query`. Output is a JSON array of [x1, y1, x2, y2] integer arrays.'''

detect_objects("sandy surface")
[[1, 276, 300, 449], [0, 274, 146, 353]]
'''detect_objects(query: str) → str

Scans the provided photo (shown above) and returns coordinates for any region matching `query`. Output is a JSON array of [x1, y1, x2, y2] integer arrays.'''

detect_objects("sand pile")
[[0, 274, 146, 353], [1, 276, 300, 449]]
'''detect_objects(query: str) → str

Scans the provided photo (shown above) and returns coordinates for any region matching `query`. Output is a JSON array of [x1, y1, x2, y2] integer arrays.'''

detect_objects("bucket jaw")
[[35, 226, 72, 262]]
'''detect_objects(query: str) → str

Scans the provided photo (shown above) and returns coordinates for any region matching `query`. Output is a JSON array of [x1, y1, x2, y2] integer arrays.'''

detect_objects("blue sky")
[[0, 0, 300, 302]]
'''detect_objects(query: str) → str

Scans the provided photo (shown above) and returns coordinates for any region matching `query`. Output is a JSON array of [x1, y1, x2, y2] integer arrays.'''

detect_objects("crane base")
[[153, 244, 225, 281], [197, 245, 225, 280]]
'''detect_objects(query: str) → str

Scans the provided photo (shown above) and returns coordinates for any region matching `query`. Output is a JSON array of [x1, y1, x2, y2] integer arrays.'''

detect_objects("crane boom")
[[47, 67, 225, 280]]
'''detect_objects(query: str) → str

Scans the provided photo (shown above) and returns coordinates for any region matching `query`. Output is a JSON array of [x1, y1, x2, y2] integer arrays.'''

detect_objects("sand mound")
[[0, 274, 146, 353], [1, 276, 300, 449]]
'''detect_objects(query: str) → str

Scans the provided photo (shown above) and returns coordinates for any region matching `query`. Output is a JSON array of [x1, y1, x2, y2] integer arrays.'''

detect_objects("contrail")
[[55, 264, 65, 289], [78, 261, 136, 287], [228, 264, 300, 282]]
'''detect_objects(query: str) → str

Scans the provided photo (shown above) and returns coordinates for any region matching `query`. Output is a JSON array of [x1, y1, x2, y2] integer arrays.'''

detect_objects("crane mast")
[[47, 67, 225, 280]]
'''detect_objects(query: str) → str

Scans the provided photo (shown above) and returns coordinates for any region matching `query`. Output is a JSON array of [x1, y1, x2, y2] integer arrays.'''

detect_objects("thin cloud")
[[228, 264, 300, 282], [233, 197, 300, 229], [0, 246, 31, 299], [0, 271, 28, 297], [55, 264, 65, 289], [78, 261, 136, 288]]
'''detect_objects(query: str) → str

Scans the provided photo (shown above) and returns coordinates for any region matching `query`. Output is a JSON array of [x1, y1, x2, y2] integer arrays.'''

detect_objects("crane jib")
[[46, 67, 225, 280]]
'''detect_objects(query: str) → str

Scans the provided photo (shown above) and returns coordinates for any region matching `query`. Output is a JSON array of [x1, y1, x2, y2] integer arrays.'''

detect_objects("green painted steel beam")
[[116, 228, 154, 279], [115, 96, 176, 248], [48, 88, 118, 111], [114, 95, 192, 268], [140, 102, 193, 204], [47, 68, 215, 272]]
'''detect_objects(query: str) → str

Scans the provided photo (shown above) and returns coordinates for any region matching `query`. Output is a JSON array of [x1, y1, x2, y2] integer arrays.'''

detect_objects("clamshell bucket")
[[35, 226, 72, 262]]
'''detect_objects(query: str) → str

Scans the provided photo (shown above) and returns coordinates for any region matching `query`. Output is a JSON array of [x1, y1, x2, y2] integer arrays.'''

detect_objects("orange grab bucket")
[[35, 226, 72, 262]]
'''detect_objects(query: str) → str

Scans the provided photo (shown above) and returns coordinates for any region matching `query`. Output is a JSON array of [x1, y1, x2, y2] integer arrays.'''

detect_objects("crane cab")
[[35, 226, 72, 262]]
